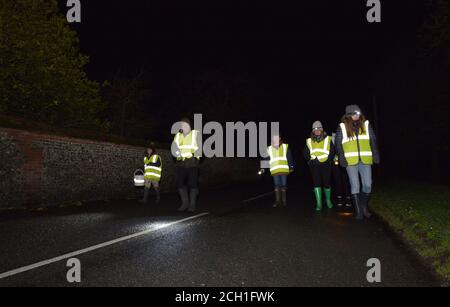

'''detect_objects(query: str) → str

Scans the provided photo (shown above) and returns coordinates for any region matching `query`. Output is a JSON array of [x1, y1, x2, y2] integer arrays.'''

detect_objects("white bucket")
[[133, 169, 145, 187]]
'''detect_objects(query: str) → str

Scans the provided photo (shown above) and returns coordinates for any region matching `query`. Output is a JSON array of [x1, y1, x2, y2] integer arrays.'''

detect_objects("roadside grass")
[[371, 180, 450, 285]]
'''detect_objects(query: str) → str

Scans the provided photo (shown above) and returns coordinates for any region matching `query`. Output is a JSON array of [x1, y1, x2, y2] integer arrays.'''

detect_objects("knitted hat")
[[345, 104, 362, 115], [312, 121, 323, 130]]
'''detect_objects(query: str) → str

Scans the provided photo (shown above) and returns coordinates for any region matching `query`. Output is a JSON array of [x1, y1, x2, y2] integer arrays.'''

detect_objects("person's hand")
[[333, 156, 339, 166]]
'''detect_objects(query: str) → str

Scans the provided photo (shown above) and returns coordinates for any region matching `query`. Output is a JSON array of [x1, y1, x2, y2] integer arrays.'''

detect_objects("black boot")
[[140, 187, 150, 204], [155, 188, 161, 204], [177, 187, 189, 211], [345, 196, 352, 208], [351, 194, 363, 220], [188, 188, 199, 212], [281, 187, 287, 207], [360, 193, 372, 218], [273, 187, 281, 207], [337, 196, 344, 207]]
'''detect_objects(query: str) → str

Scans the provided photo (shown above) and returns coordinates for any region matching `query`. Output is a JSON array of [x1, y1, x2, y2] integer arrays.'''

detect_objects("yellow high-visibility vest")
[[306, 136, 331, 163], [267, 144, 290, 176], [173, 130, 200, 161], [144, 154, 162, 182], [340, 120, 373, 166]]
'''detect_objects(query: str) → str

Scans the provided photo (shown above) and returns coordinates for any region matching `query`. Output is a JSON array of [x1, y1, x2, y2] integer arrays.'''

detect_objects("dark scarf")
[[312, 132, 327, 143]]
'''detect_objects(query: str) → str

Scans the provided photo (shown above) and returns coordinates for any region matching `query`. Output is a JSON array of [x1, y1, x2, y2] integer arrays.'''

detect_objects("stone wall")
[[0, 128, 259, 209]]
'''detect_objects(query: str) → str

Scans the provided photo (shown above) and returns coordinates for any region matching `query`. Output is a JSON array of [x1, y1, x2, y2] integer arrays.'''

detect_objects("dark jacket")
[[144, 154, 162, 168], [286, 147, 295, 170], [303, 135, 335, 166], [334, 121, 380, 168]]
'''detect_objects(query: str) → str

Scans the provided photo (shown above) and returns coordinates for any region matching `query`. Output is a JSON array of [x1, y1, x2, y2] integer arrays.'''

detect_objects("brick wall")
[[0, 128, 259, 209]]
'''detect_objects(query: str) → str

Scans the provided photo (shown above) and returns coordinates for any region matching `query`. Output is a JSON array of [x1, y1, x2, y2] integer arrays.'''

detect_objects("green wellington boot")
[[314, 187, 322, 212], [324, 188, 334, 209]]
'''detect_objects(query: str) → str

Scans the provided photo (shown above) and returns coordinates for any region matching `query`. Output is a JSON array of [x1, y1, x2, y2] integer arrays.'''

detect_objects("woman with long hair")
[[335, 105, 380, 220]]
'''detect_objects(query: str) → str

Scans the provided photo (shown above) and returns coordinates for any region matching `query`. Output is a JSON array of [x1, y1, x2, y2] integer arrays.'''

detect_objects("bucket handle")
[[134, 169, 144, 176]]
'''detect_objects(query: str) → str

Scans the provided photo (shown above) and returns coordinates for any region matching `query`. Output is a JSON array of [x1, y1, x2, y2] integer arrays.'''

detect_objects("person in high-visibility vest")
[[171, 117, 201, 212], [140, 144, 162, 204], [260, 135, 294, 207], [303, 121, 335, 211], [331, 133, 351, 208], [335, 105, 380, 220]]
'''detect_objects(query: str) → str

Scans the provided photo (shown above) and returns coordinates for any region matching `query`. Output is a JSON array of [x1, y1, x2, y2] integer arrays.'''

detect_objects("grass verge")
[[371, 180, 450, 285]]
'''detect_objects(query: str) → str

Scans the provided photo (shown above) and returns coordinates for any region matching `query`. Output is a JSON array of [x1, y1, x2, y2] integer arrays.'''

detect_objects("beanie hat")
[[312, 121, 323, 130], [345, 104, 362, 115]]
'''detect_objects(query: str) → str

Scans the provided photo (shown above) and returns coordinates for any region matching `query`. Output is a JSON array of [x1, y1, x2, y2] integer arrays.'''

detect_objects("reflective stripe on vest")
[[174, 130, 199, 160], [340, 120, 373, 166], [306, 136, 331, 163], [144, 155, 162, 181], [267, 144, 290, 176]]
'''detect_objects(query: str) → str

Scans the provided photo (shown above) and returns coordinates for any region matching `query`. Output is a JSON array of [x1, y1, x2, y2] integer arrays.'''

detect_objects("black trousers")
[[332, 164, 351, 197], [309, 163, 331, 188], [176, 166, 199, 189]]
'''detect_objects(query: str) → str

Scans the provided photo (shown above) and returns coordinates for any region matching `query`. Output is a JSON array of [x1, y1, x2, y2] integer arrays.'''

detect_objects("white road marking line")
[[0, 212, 209, 280], [242, 191, 273, 203]]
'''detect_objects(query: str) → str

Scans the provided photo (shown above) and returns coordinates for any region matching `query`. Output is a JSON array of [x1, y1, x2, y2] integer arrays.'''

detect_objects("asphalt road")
[[0, 183, 441, 287]]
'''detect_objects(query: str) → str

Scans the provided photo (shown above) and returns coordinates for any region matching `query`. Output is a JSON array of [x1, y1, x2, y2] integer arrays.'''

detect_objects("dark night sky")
[[65, 0, 425, 145]]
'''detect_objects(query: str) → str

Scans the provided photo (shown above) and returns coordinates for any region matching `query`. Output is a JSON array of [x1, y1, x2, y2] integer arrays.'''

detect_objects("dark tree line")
[[1, 0, 448, 182], [0, 0, 106, 130], [376, 0, 450, 181]]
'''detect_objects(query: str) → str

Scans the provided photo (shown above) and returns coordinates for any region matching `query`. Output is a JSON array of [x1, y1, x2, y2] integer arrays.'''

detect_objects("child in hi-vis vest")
[[140, 144, 162, 204]]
